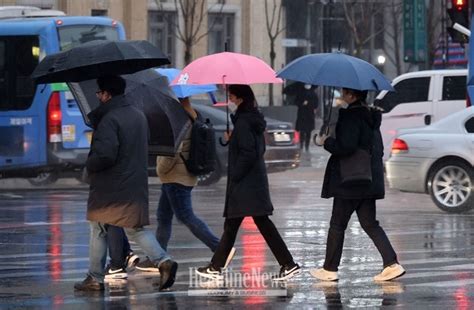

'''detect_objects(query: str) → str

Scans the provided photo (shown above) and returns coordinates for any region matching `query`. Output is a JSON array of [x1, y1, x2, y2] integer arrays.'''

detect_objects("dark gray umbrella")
[[68, 69, 191, 156], [31, 40, 170, 84]]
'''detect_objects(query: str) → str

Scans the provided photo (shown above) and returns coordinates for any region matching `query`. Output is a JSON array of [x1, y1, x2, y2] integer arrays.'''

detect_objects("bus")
[[0, 7, 126, 185]]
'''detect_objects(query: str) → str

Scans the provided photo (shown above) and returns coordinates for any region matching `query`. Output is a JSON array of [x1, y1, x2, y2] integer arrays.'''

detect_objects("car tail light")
[[466, 94, 471, 107], [391, 138, 408, 154], [47, 92, 62, 143], [293, 131, 300, 145]]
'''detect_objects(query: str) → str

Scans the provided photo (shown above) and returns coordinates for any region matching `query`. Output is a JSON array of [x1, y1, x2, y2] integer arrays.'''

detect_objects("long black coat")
[[86, 96, 150, 228], [321, 101, 385, 200], [223, 108, 274, 218], [295, 89, 318, 132]]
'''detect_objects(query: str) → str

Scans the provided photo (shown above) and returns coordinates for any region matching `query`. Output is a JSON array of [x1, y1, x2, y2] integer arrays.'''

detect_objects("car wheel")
[[197, 163, 222, 186], [28, 172, 59, 186], [428, 160, 474, 213]]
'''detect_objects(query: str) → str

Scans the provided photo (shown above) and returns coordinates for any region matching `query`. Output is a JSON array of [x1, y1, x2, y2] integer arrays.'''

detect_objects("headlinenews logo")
[[188, 267, 287, 297]]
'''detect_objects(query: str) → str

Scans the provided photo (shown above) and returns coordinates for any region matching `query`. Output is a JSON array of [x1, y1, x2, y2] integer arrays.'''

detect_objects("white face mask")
[[228, 101, 238, 112], [304, 84, 312, 90]]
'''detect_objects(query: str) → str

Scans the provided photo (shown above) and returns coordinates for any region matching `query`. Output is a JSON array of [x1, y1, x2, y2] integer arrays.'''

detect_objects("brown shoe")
[[74, 275, 105, 291]]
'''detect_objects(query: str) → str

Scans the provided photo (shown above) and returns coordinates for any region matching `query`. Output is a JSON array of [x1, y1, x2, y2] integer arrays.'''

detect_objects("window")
[[0, 36, 39, 111], [57, 25, 119, 51], [442, 76, 466, 101], [208, 13, 234, 54], [465, 117, 474, 133], [375, 77, 430, 113], [148, 11, 176, 65]]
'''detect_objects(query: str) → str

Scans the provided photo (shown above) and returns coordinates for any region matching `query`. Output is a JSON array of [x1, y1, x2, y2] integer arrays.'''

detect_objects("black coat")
[[295, 89, 318, 132], [86, 96, 150, 228], [321, 101, 385, 200], [223, 108, 274, 218]]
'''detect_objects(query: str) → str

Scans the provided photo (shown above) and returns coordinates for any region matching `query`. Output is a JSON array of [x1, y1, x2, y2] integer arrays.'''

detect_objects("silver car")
[[385, 107, 474, 213]]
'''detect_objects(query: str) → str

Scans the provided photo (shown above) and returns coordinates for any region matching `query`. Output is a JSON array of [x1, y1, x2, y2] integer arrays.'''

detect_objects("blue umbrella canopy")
[[277, 52, 394, 91], [157, 68, 217, 98]]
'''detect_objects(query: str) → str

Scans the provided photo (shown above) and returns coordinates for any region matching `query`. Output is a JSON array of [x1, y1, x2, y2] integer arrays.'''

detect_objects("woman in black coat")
[[196, 85, 300, 281], [311, 88, 405, 282]]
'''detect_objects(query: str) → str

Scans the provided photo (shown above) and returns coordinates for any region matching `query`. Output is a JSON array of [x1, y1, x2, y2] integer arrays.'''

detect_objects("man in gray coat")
[[74, 75, 178, 292]]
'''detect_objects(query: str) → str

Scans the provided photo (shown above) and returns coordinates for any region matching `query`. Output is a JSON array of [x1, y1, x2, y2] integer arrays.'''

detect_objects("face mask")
[[304, 84, 312, 90], [228, 101, 238, 112]]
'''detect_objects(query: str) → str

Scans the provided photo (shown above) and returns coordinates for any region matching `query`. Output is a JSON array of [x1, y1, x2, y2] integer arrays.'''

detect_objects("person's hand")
[[314, 133, 328, 146], [224, 130, 232, 142]]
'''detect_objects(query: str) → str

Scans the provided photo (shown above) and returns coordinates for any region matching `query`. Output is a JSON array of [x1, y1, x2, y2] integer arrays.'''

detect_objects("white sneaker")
[[309, 268, 338, 281], [223, 247, 236, 269], [373, 263, 406, 281]]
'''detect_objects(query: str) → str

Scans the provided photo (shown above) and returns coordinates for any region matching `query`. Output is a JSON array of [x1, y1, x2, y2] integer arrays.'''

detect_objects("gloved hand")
[[314, 133, 328, 146]]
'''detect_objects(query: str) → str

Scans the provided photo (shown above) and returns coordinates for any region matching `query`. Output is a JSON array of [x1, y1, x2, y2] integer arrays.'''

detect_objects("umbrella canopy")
[[171, 52, 282, 85], [156, 68, 217, 98], [68, 69, 190, 156], [32, 40, 170, 84], [277, 52, 394, 91]]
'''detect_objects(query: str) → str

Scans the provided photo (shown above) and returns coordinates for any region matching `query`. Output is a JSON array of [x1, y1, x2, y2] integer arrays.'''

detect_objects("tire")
[[197, 163, 222, 186], [428, 160, 474, 213], [28, 172, 59, 186]]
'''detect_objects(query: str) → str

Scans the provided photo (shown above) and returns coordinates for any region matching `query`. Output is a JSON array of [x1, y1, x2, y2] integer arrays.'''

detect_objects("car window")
[[465, 117, 474, 133], [0, 35, 39, 111], [442, 76, 466, 101], [375, 77, 430, 113]]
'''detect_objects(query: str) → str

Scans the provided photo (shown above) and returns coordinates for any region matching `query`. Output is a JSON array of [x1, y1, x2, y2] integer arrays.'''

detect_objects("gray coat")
[[86, 96, 150, 228]]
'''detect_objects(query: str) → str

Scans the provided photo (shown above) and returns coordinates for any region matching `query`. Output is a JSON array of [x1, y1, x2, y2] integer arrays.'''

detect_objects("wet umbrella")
[[156, 68, 217, 98], [68, 69, 191, 156], [277, 52, 393, 91], [31, 40, 170, 84]]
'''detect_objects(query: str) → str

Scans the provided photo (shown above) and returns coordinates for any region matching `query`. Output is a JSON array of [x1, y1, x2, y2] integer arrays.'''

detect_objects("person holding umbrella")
[[311, 87, 405, 282], [195, 85, 301, 281], [74, 75, 178, 292]]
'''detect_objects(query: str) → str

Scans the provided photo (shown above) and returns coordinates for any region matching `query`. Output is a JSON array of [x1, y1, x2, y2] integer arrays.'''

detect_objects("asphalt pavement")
[[0, 145, 473, 309]]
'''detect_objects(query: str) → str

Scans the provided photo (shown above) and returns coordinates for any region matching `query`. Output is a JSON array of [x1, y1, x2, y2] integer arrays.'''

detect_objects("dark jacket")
[[86, 95, 150, 228], [223, 107, 274, 218], [321, 101, 385, 200], [295, 89, 318, 132]]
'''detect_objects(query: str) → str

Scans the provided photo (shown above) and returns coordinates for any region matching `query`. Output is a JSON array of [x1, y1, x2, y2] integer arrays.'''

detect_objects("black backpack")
[[180, 113, 217, 176]]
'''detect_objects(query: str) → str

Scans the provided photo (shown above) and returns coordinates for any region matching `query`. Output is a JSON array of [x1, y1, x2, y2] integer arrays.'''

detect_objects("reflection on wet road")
[[0, 152, 473, 308]]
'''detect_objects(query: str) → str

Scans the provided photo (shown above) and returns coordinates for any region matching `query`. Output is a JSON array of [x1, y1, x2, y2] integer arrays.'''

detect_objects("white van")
[[374, 69, 468, 160]]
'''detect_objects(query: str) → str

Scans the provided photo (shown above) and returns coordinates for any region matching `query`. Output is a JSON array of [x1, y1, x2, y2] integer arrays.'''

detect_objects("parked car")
[[152, 103, 300, 186], [374, 69, 469, 160], [385, 107, 474, 213]]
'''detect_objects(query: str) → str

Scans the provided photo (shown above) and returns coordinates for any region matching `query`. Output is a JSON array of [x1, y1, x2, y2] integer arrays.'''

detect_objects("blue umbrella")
[[156, 68, 217, 98], [277, 52, 394, 91]]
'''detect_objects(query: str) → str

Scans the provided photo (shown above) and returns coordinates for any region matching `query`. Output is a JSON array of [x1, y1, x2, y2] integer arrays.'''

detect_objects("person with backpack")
[[311, 88, 405, 282], [196, 85, 301, 281], [136, 97, 235, 271]]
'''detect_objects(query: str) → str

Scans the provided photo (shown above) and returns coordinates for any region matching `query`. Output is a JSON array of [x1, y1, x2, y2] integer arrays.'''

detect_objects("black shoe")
[[136, 257, 160, 272], [272, 263, 301, 281], [125, 251, 140, 269], [158, 259, 178, 291], [74, 275, 105, 291], [104, 265, 127, 280], [196, 263, 223, 280]]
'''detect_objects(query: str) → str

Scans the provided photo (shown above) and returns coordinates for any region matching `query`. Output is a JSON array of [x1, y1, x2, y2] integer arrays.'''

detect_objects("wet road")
[[0, 149, 473, 309]]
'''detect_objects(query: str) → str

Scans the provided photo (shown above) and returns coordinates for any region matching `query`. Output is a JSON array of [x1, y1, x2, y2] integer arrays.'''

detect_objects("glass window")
[[148, 11, 176, 66], [208, 13, 234, 54], [442, 76, 466, 101], [57, 25, 119, 51], [0, 36, 39, 111], [465, 117, 474, 133], [375, 77, 430, 113]]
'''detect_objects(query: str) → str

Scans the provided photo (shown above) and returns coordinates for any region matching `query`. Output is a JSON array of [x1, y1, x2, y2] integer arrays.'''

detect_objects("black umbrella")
[[31, 40, 170, 84], [68, 69, 191, 156]]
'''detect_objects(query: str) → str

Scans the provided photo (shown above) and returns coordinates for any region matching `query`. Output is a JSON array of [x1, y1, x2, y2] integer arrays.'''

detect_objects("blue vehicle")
[[0, 8, 126, 185]]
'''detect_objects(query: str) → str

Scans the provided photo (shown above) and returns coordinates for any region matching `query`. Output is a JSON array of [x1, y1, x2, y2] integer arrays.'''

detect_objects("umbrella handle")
[[219, 137, 229, 147]]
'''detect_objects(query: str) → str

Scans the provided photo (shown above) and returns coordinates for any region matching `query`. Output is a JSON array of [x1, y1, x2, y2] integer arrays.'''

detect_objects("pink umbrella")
[[171, 52, 282, 85]]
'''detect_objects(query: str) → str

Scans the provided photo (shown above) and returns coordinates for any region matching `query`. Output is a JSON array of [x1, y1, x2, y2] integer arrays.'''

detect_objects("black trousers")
[[299, 130, 311, 151], [323, 198, 398, 272], [211, 216, 294, 268]]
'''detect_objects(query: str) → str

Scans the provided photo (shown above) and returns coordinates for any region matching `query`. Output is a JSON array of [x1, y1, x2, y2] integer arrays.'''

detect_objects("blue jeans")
[[88, 222, 170, 283], [156, 183, 219, 251]]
